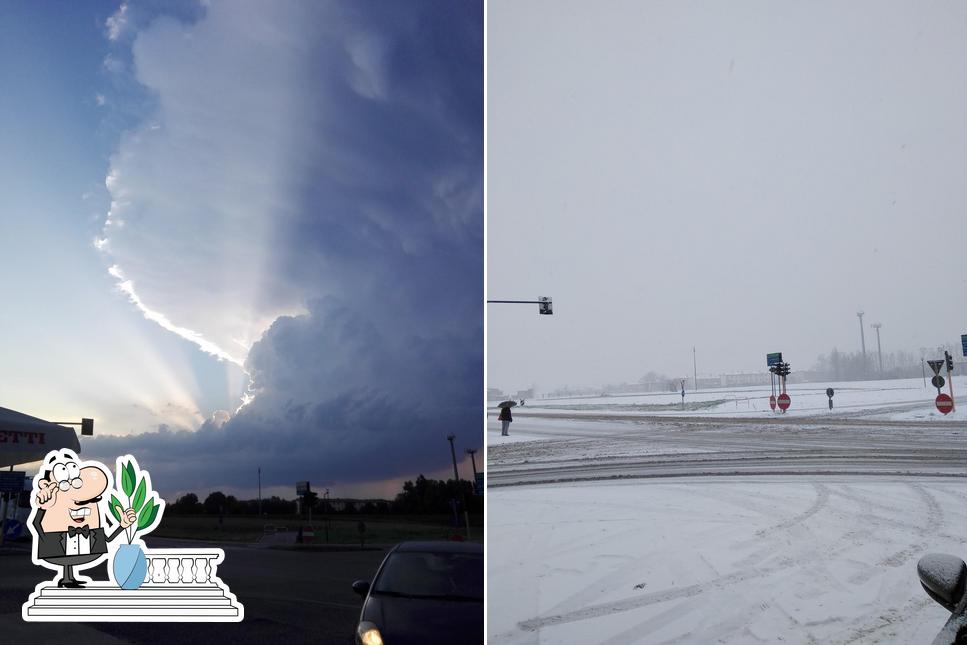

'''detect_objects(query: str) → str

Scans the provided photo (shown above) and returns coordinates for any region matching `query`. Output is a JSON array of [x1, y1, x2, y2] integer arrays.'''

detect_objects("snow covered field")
[[486, 377, 967, 643], [490, 376, 965, 422], [488, 477, 967, 644]]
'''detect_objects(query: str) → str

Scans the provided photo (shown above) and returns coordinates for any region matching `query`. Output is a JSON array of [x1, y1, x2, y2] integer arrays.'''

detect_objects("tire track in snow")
[[836, 596, 934, 645], [754, 483, 829, 538]]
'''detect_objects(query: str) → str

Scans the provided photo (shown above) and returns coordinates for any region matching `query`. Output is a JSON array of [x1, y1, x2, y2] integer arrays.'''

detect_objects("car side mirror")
[[919, 554, 967, 612], [352, 580, 370, 597]]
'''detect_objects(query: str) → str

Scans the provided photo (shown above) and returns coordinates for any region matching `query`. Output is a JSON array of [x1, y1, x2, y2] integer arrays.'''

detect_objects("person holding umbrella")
[[498, 401, 515, 436]]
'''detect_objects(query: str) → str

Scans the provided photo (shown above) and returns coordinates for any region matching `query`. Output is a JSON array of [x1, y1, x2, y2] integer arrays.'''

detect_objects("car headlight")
[[357, 621, 384, 645]]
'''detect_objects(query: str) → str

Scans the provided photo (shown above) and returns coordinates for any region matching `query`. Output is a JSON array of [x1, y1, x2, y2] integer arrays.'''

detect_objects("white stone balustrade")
[[23, 547, 243, 621], [143, 549, 222, 585]]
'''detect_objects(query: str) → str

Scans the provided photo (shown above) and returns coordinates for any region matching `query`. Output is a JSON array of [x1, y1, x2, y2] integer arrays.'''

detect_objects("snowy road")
[[487, 410, 967, 643], [488, 414, 967, 487]]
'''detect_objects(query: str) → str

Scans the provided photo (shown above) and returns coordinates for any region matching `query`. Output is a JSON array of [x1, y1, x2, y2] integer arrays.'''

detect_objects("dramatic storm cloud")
[[89, 0, 482, 492]]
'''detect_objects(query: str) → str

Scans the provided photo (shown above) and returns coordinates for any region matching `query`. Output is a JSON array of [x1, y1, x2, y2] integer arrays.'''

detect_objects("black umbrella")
[[497, 401, 517, 409]]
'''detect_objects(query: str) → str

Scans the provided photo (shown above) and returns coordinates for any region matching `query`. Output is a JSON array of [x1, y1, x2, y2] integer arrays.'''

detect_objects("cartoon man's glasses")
[[52, 462, 83, 491]]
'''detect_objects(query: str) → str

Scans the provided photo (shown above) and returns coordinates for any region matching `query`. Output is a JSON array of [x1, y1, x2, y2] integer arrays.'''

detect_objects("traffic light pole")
[[947, 352, 956, 412], [487, 298, 553, 315]]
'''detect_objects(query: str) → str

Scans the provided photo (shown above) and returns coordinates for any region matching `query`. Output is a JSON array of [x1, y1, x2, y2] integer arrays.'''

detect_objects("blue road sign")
[[0, 471, 26, 494], [767, 352, 783, 367], [962, 334, 967, 357]]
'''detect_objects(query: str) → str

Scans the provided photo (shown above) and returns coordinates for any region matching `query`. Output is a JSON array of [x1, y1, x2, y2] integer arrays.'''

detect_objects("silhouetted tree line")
[[167, 475, 483, 516], [392, 474, 482, 514]]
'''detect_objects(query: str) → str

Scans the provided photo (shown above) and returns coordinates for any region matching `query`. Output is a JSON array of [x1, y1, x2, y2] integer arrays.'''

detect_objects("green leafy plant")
[[108, 459, 162, 543]]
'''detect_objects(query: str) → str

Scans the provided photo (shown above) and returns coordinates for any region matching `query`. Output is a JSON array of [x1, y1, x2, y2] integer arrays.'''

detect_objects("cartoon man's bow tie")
[[67, 525, 91, 538]]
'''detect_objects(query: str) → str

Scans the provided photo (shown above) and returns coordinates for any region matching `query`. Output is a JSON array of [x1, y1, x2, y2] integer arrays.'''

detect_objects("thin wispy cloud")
[[105, 3, 129, 41]]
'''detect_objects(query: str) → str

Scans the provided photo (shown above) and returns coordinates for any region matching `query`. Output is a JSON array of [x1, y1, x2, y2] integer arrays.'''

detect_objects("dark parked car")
[[352, 541, 483, 645]]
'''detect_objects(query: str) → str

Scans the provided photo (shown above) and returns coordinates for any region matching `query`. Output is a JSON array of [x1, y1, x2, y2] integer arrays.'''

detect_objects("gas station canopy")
[[0, 406, 81, 469]]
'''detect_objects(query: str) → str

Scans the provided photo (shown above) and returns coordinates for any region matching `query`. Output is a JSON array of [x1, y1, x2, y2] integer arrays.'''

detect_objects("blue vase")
[[113, 543, 147, 589]]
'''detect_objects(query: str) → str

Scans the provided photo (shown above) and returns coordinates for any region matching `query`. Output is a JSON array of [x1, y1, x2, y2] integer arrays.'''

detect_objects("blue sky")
[[1, 1, 483, 500]]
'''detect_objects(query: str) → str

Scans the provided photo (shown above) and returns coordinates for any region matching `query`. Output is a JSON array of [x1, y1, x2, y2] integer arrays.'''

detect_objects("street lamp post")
[[447, 434, 471, 539], [871, 323, 883, 375], [857, 311, 867, 374], [466, 448, 478, 480], [324, 489, 330, 543]]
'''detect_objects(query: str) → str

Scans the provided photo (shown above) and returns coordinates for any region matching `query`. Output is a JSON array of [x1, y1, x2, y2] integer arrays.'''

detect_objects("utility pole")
[[856, 311, 867, 375], [693, 346, 698, 391], [258, 467, 262, 517], [324, 489, 330, 543], [871, 323, 883, 375], [447, 434, 471, 539], [466, 448, 478, 480]]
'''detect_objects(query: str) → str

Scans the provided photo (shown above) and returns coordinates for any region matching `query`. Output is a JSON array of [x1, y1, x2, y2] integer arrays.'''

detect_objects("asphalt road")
[[0, 537, 387, 645]]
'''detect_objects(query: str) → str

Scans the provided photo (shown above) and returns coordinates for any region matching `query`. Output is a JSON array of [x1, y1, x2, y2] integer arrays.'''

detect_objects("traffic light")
[[538, 297, 553, 315], [946, 351, 954, 373]]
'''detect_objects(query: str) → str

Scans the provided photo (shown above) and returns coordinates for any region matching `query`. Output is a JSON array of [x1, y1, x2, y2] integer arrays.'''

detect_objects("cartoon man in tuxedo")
[[29, 449, 137, 587]]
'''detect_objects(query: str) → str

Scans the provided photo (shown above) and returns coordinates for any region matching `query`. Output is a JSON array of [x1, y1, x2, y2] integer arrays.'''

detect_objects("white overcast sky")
[[488, 0, 967, 393]]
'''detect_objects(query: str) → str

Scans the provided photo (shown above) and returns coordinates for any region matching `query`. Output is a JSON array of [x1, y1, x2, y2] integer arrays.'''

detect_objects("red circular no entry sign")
[[936, 393, 954, 415], [777, 393, 791, 411], [768, 395, 777, 410]]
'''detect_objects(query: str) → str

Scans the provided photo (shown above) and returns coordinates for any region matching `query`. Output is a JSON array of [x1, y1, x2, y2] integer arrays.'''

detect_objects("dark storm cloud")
[[91, 0, 482, 490], [87, 297, 482, 490]]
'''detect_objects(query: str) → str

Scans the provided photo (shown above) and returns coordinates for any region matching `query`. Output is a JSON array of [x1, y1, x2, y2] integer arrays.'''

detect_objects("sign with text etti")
[[767, 352, 783, 367]]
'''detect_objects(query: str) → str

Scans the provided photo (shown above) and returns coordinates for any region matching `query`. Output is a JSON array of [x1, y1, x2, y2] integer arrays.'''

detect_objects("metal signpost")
[[927, 356, 956, 413], [826, 388, 834, 410], [767, 353, 782, 412], [766, 352, 789, 412], [769, 360, 792, 412], [296, 481, 311, 528]]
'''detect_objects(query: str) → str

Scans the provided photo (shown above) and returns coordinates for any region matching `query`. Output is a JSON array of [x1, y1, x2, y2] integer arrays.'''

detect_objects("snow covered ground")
[[490, 376, 966, 422], [486, 376, 967, 643], [488, 477, 967, 644]]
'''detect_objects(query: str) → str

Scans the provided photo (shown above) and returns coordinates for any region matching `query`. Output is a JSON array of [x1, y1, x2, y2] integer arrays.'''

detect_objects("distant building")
[[719, 372, 772, 387]]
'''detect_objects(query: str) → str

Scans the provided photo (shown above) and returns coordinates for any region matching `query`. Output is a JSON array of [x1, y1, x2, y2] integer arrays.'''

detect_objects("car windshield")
[[373, 551, 483, 600]]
